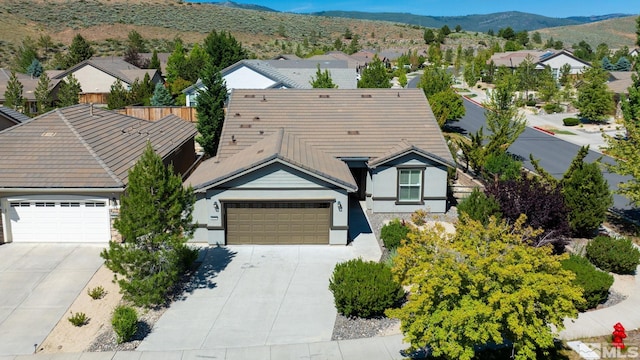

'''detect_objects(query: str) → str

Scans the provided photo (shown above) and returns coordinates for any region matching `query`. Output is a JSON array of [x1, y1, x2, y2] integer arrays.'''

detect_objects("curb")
[[533, 126, 555, 135]]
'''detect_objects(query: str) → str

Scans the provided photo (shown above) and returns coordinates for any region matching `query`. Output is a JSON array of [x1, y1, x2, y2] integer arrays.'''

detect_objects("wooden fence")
[[80, 93, 108, 105], [116, 106, 198, 123]]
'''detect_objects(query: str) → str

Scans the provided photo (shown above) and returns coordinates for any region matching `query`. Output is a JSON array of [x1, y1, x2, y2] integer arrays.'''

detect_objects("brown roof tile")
[[217, 89, 454, 166], [188, 128, 357, 191], [0, 104, 196, 189]]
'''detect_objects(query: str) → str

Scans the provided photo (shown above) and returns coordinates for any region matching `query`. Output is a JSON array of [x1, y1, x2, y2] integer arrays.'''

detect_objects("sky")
[[191, 0, 638, 18]]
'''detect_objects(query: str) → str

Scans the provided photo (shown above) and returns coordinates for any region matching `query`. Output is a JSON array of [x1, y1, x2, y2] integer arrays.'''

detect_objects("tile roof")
[[0, 69, 62, 102], [0, 106, 31, 124], [0, 104, 196, 189], [187, 128, 357, 191], [608, 71, 634, 94], [216, 89, 454, 166], [51, 58, 158, 85]]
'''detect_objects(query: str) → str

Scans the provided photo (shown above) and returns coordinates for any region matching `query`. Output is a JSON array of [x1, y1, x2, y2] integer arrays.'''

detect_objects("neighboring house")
[[0, 106, 30, 131], [49, 57, 162, 105], [0, 69, 62, 114], [308, 51, 362, 70], [138, 52, 171, 74], [607, 71, 634, 95], [184, 59, 357, 106], [488, 49, 592, 80], [629, 48, 640, 58], [185, 89, 454, 246], [0, 104, 197, 244]]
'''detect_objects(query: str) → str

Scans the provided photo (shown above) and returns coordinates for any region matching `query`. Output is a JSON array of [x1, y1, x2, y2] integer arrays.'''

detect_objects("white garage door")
[[7, 198, 110, 243]]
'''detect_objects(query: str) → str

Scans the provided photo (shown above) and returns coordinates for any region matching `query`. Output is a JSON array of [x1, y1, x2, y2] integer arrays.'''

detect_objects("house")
[[0, 106, 30, 131], [488, 49, 591, 80], [185, 89, 455, 246], [629, 48, 640, 58], [607, 71, 634, 95], [0, 104, 197, 244], [0, 69, 62, 114], [183, 59, 357, 106], [49, 57, 162, 105]]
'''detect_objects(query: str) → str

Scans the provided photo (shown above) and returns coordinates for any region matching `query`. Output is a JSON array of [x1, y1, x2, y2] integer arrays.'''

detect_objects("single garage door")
[[226, 202, 330, 245], [7, 199, 110, 243]]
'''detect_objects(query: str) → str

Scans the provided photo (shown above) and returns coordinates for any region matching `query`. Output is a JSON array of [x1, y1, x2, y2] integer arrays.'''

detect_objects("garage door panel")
[[8, 199, 109, 243], [226, 202, 330, 245]]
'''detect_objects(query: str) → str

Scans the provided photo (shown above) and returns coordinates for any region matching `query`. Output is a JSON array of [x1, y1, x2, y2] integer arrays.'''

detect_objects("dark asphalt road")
[[456, 98, 635, 214]]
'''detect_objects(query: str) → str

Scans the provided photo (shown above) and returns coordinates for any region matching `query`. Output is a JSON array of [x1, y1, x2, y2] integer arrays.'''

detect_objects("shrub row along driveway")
[[0, 243, 104, 356], [138, 244, 376, 351]]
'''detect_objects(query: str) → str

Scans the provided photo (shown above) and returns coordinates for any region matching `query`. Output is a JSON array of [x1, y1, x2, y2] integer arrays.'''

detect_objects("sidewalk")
[[0, 334, 412, 360]]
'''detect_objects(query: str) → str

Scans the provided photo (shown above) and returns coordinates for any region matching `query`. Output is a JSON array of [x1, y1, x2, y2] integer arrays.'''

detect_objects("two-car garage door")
[[5, 198, 110, 243], [226, 202, 330, 245]]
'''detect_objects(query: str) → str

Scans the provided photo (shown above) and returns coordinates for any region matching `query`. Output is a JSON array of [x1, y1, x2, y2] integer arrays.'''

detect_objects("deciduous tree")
[[203, 30, 247, 70], [357, 55, 390, 88], [387, 215, 582, 360], [107, 80, 129, 110], [34, 72, 52, 115], [575, 67, 613, 123], [101, 143, 196, 307]]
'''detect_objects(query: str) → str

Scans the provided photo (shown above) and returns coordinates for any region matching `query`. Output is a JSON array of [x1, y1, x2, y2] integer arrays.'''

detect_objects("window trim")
[[396, 166, 425, 204]]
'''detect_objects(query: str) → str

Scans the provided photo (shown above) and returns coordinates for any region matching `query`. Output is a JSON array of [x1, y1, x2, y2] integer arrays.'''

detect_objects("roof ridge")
[[56, 107, 124, 187]]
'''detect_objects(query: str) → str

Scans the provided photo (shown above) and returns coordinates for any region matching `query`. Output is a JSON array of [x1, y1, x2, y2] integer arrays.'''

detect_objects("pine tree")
[[165, 38, 187, 84], [310, 65, 337, 88], [203, 30, 247, 70], [562, 147, 612, 236], [65, 34, 94, 68], [101, 142, 196, 307], [149, 49, 161, 74], [357, 55, 390, 88], [150, 82, 175, 106], [26, 59, 43, 77], [4, 71, 24, 111], [34, 72, 52, 115], [57, 74, 82, 107], [195, 64, 227, 157], [129, 73, 155, 106], [107, 80, 129, 110]]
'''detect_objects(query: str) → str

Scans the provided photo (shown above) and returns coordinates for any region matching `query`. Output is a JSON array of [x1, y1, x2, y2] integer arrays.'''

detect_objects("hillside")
[[0, 0, 635, 69]]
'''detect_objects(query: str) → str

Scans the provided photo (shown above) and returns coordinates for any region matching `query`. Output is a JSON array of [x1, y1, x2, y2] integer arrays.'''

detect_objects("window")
[[398, 169, 423, 202]]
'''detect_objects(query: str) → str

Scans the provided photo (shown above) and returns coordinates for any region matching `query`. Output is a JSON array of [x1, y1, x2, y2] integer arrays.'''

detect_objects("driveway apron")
[[138, 244, 372, 351], [0, 243, 105, 356]]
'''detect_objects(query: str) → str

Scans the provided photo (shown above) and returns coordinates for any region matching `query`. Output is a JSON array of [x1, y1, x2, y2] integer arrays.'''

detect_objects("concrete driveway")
[[0, 243, 105, 356], [138, 238, 380, 351]]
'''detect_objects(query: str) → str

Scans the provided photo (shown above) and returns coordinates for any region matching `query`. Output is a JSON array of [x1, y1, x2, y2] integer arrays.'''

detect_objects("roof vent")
[[234, 112, 241, 117], [319, 94, 330, 98], [261, 95, 267, 102], [253, 116, 260, 121], [41, 132, 56, 137], [361, 94, 372, 98], [347, 130, 360, 135], [257, 149, 264, 154], [240, 124, 251, 128], [231, 135, 236, 144], [259, 130, 264, 135], [244, 94, 255, 98]]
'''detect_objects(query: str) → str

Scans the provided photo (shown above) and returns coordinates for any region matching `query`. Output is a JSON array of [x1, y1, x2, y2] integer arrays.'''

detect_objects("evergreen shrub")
[[329, 259, 404, 318]]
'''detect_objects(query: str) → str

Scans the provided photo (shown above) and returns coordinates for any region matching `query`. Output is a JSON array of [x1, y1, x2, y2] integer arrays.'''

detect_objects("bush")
[[380, 219, 409, 250], [68, 311, 89, 327], [543, 103, 563, 113], [112, 305, 138, 343], [561, 255, 613, 311], [526, 99, 537, 107], [586, 236, 640, 274], [563, 117, 580, 126], [410, 209, 428, 226], [88, 286, 106, 300], [457, 188, 501, 225], [329, 259, 404, 318]]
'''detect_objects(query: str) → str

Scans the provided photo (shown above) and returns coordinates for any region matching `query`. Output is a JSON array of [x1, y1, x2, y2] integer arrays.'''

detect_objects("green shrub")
[[410, 209, 428, 226], [561, 255, 613, 311], [88, 286, 106, 300], [525, 99, 537, 107], [380, 219, 409, 250], [68, 311, 89, 327], [329, 259, 404, 318], [586, 236, 640, 274], [112, 305, 138, 343], [563, 117, 580, 126], [543, 103, 563, 113], [457, 188, 501, 225]]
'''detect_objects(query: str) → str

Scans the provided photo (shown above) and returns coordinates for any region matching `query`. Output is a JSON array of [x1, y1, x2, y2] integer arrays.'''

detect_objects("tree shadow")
[[176, 245, 236, 300], [443, 123, 468, 135]]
